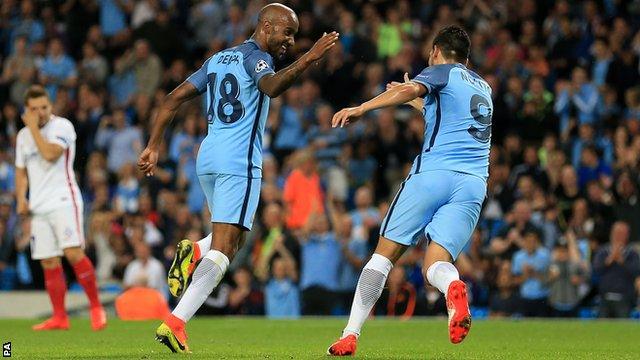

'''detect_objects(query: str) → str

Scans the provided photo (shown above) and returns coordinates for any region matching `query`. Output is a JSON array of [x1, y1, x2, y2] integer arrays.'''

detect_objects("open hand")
[[306, 32, 340, 62], [331, 106, 364, 128], [386, 72, 412, 91]]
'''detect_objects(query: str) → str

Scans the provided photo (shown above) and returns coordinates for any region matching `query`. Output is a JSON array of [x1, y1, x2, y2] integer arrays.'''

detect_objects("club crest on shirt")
[[255, 59, 269, 73], [64, 227, 74, 239]]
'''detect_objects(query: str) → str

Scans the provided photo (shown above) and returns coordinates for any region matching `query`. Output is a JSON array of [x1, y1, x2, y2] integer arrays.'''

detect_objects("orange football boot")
[[327, 334, 358, 356], [446, 280, 472, 344], [32, 317, 69, 331]]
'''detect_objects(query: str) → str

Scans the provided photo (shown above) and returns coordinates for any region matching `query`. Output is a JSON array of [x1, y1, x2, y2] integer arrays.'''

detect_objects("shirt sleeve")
[[538, 251, 551, 271], [243, 50, 275, 85], [186, 58, 210, 95], [122, 263, 135, 287], [412, 64, 452, 94], [511, 254, 522, 275], [15, 133, 25, 168], [48, 120, 76, 149]]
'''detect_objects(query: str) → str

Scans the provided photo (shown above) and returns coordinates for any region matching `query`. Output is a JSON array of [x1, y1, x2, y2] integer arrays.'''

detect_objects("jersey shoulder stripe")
[[412, 63, 457, 93]]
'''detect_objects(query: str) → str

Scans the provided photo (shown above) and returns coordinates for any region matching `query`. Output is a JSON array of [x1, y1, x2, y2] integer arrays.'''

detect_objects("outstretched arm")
[[386, 72, 424, 112], [258, 32, 339, 98], [138, 81, 200, 176], [332, 81, 426, 127]]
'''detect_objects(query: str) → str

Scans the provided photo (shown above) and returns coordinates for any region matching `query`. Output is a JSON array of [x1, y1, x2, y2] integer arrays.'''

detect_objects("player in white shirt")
[[15, 85, 106, 331]]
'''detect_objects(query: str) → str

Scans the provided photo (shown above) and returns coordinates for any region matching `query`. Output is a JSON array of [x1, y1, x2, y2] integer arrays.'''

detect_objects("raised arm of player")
[[258, 32, 339, 98], [332, 80, 427, 128], [386, 73, 425, 112], [138, 82, 200, 176], [21, 110, 64, 162]]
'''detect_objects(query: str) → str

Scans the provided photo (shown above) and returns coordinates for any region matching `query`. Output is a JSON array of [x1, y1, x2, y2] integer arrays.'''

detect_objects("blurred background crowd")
[[1, 0, 640, 319]]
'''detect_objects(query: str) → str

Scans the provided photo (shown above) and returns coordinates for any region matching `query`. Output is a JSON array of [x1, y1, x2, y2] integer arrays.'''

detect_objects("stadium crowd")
[[1, 0, 640, 319]]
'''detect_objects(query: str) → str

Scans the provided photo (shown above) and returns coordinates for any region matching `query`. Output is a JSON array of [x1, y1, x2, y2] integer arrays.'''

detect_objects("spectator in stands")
[[555, 165, 583, 227], [377, 266, 417, 319], [116, 39, 162, 97], [114, 164, 140, 214], [254, 203, 299, 282], [0, 149, 15, 195], [169, 114, 199, 163], [519, 76, 555, 141], [350, 186, 381, 240], [299, 214, 341, 315], [227, 267, 263, 315], [508, 145, 550, 191], [283, 150, 324, 231], [624, 86, 640, 121], [512, 230, 551, 317], [307, 103, 347, 171], [109, 54, 137, 108], [219, 4, 246, 46], [94, 109, 143, 174], [371, 108, 407, 199], [39, 38, 77, 100], [98, 0, 130, 38], [9, 0, 45, 46], [79, 42, 109, 85], [264, 239, 300, 319], [377, 7, 404, 58], [593, 222, 640, 318], [0, 219, 17, 290], [590, 38, 613, 87], [272, 87, 308, 161], [188, 0, 225, 49], [334, 214, 368, 312], [555, 67, 599, 134], [489, 264, 519, 318], [491, 201, 541, 260], [547, 233, 589, 317], [123, 238, 165, 294], [75, 84, 106, 158], [134, 9, 183, 66], [348, 141, 378, 189], [599, 86, 622, 127], [178, 144, 206, 214], [567, 198, 595, 242], [571, 123, 614, 168], [613, 173, 640, 242], [577, 145, 612, 190], [1, 36, 35, 99]]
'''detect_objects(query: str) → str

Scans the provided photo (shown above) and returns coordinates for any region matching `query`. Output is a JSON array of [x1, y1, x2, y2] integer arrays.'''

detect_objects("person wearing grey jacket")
[[547, 231, 589, 317]]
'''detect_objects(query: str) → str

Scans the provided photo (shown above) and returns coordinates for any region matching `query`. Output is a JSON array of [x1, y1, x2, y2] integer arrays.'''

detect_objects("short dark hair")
[[24, 85, 49, 104], [433, 25, 471, 63]]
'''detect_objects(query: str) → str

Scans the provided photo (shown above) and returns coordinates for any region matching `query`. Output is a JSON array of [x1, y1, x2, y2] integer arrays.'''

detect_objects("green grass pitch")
[[0, 317, 638, 359]]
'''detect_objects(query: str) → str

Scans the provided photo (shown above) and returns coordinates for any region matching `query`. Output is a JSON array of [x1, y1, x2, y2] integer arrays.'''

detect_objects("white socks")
[[343, 254, 393, 337], [426, 261, 459, 295], [196, 233, 213, 258], [172, 250, 229, 322]]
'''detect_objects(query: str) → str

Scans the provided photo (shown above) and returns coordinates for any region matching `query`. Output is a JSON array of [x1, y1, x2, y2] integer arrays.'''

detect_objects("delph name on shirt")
[[218, 53, 240, 65]]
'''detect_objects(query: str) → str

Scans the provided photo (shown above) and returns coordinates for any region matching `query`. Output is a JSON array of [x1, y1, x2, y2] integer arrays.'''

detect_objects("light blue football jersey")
[[411, 63, 493, 179], [186, 39, 275, 178]]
